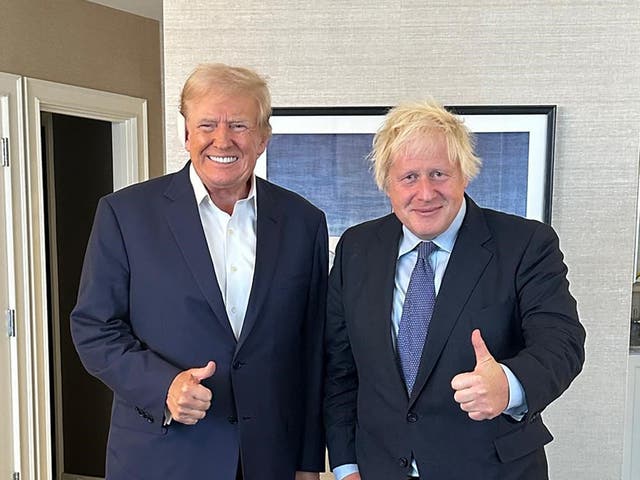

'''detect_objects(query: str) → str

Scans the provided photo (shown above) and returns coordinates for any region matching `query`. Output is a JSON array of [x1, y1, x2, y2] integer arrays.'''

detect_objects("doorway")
[[41, 112, 114, 479]]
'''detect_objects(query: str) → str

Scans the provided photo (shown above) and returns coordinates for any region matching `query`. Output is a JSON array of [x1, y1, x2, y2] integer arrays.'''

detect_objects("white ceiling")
[[86, 0, 162, 21]]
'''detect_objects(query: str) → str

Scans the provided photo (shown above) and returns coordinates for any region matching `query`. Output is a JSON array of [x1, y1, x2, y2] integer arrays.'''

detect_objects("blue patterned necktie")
[[397, 241, 437, 395]]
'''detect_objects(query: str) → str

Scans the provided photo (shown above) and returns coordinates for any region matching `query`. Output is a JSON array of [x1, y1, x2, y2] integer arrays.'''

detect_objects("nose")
[[416, 177, 436, 201], [212, 124, 233, 149]]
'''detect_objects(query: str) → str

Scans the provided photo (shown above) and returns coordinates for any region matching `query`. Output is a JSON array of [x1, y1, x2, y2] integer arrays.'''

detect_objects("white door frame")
[[0, 71, 25, 480], [11, 77, 149, 480]]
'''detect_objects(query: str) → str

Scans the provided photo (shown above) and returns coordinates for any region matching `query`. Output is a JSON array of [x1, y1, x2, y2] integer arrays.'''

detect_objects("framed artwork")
[[256, 105, 556, 249]]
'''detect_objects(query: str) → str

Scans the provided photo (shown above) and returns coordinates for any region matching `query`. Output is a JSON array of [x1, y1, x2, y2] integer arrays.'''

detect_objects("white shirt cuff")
[[500, 363, 528, 420], [334, 463, 359, 480]]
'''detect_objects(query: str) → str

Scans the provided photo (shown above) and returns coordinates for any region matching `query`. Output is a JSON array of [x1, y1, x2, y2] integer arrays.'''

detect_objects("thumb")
[[471, 329, 492, 366], [191, 360, 216, 382]]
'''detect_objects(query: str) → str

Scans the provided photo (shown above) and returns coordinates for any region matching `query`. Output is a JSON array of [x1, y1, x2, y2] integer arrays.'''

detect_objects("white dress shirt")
[[190, 165, 257, 339]]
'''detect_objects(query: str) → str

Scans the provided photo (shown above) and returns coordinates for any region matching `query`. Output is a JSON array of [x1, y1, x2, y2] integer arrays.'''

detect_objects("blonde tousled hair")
[[371, 100, 481, 190]]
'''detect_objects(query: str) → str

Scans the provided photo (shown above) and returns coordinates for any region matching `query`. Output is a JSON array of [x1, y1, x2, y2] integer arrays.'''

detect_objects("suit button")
[[233, 361, 244, 369], [407, 412, 418, 423], [398, 457, 409, 468], [227, 416, 238, 424]]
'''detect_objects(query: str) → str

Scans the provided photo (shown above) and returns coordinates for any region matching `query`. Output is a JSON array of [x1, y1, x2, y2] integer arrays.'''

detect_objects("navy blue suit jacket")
[[324, 196, 585, 480], [72, 163, 328, 479]]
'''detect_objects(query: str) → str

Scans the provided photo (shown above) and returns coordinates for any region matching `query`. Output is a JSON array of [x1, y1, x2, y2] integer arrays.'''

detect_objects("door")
[[0, 72, 22, 480]]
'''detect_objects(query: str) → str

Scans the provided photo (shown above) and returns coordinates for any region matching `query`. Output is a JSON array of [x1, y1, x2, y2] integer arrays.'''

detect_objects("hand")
[[294, 472, 320, 480], [450, 329, 508, 421], [166, 360, 216, 425], [342, 474, 361, 480]]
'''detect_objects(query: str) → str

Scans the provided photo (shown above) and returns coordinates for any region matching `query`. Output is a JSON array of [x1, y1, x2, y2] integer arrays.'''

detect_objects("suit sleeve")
[[70, 197, 181, 429], [297, 213, 330, 471], [323, 235, 359, 469], [502, 222, 586, 418]]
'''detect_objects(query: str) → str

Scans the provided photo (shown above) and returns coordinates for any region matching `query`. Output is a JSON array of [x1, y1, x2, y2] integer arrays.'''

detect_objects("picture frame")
[[256, 105, 556, 248]]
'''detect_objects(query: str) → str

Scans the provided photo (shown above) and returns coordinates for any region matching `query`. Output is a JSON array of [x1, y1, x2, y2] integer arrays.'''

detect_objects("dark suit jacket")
[[324, 196, 585, 480], [71, 162, 328, 480]]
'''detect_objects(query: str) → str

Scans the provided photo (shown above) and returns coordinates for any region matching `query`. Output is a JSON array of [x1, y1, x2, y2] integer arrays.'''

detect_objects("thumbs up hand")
[[450, 330, 509, 421], [167, 360, 216, 425]]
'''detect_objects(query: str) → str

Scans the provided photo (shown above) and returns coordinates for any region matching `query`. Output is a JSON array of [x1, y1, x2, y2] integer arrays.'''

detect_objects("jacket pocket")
[[494, 416, 553, 463]]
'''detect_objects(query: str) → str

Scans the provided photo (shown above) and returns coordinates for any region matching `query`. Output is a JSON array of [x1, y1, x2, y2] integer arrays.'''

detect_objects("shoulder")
[[338, 214, 399, 249], [472, 203, 560, 248], [91, 170, 188, 227], [102, 171, 179, 205], [343, 214, 397, 236], [257, 177, 324, 220]]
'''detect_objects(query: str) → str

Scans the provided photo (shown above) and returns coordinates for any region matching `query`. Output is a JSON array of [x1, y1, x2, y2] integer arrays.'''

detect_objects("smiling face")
[[386, 131, 468, 240], [184, 90, 268, 204]]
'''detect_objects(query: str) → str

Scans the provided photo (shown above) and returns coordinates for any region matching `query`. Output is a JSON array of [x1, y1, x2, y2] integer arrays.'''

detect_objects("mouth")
[[207, 155, 238, 164], [414, 205, 441, 215]]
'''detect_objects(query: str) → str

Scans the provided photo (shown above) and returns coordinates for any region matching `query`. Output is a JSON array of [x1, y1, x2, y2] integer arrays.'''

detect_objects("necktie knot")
[[417, 241, 437, 261]]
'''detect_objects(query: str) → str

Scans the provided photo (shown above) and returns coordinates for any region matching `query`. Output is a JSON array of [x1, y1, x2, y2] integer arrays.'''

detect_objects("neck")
[[207, 178, 252, 215]]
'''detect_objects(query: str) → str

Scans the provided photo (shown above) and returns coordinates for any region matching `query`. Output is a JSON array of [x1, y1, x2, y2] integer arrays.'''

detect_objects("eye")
[[199, 122, 216, 132], [430, 170, 448, 180], [229, 122, 249, 133], [401, 173, 418, 184]]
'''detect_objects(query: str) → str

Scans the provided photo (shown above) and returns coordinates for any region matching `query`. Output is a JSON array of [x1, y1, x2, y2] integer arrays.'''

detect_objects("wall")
[[163, 1, 640, 478], [0, 0, 164, 177]]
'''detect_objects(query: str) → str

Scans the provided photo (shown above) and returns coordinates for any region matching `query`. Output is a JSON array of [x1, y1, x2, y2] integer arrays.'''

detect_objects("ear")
[[184, 125, 191, 151], [256, 131, 270, 157]]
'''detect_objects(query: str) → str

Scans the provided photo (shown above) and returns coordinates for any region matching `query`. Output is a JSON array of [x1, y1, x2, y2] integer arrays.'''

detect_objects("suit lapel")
[[409, 198, 493, 405], [163, 163, 235, 342], [237, 178, 282, 349], [367, 215, 409, 396]]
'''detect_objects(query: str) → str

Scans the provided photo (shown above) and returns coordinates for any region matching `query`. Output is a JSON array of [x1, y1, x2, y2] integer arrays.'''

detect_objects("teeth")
[[207, 156, 238, 164]]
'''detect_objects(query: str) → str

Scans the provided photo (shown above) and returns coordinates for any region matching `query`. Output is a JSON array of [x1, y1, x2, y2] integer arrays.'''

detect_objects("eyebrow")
[[198, 117, 250, 123]]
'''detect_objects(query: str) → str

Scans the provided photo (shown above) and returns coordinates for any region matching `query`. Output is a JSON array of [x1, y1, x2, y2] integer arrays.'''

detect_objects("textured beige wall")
[[163, 2, 640, 478], [0, 0, 164, 178]]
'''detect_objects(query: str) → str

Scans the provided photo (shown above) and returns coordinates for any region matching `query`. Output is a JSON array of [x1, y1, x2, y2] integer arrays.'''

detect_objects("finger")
[[453, 388, 476, 404], [187, 382, 213, 403], [191, 360, 216, 382], [451, 372, 475, 391], [173, 390, 212, 410], [177, 376, 213, 401], [173, 407, 208, 425], [167, 399, 210, 421], [471, 329, 492, 365], [467, 411, 488, 421], [458, 396, 500, 421], [457, 398, 475, 413], [174, 405, 208, 419]]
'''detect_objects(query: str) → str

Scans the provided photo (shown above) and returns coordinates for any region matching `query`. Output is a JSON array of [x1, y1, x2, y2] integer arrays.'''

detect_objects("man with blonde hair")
[[324, 100, 585, 479], [72, 63, 327, 480]]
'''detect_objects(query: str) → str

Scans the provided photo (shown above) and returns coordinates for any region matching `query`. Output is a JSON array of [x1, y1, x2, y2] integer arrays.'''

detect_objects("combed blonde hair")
[[371, 100, 481, 190], [180, 63, 272, 136]]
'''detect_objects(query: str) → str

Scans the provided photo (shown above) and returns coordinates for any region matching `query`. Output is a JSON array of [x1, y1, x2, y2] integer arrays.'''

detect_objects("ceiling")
[[86, 0, 162, 21]]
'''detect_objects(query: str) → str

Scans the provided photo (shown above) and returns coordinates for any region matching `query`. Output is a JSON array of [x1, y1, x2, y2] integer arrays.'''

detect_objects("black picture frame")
[[256, 105, 556, 242]]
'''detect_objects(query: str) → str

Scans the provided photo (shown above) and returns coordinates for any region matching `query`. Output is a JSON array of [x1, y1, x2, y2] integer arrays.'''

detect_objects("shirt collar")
[[189, 163, 257, 213], [398, 197, 467, 259]]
